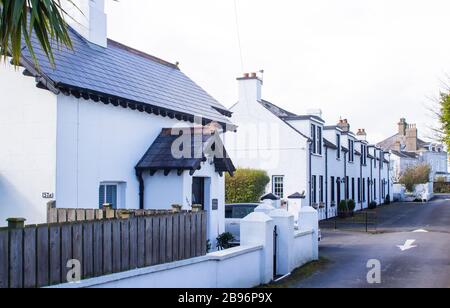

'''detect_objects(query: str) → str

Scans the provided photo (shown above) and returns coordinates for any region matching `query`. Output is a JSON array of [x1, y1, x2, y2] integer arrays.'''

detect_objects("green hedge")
[[225, 169, 270, 204]]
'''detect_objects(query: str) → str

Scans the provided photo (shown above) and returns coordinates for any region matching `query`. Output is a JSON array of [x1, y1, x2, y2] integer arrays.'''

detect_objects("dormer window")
[[348, 139, 355, 162], [336, 134, 341, 159], [311, 124, 323, 155]]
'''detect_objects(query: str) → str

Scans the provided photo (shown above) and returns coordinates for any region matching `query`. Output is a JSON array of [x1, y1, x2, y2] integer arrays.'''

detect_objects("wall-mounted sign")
[[212, 199, 219, 211], [42, 192, 54, 199]]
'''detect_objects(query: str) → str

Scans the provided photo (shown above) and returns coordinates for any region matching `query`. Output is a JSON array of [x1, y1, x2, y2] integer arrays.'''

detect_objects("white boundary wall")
[[51, 206, 319, 288]]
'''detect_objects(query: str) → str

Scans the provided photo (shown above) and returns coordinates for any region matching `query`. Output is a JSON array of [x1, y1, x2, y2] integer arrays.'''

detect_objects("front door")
[[192, 177, 205, 210], [337, 178, 341, 202]]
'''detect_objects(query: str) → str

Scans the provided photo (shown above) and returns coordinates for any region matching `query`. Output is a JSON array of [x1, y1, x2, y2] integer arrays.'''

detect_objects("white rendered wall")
[[0, 63, 57, 226], [228, 96, 309, 201], [56, 94, 179, 210]]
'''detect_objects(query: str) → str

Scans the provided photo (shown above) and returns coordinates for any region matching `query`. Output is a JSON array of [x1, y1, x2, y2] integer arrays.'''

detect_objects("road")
[[288, 195, 450, 288]]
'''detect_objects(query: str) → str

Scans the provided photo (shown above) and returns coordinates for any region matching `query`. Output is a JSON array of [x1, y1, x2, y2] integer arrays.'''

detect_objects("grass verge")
[[260, 257, 330, 288]]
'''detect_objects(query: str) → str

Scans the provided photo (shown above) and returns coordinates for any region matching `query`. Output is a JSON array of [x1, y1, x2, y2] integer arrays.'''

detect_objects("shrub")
[[338, 200, 348, 212], [216, 232, 235, 250], [347, 200, 356, 212], [434, 177, 450, 193], [369, 201, 377, 210], [399, 164, 431, 192], [225, 169, 270, 204], [385, 195, 391, 205]]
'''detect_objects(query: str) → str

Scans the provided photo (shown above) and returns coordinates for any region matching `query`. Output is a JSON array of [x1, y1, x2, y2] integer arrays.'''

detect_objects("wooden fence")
[[0, 211, 207, 288], [47, 204, 174, 223]]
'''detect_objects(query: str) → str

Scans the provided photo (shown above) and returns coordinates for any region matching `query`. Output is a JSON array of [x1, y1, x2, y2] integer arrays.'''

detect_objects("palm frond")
[[0, 0, 76, 68]]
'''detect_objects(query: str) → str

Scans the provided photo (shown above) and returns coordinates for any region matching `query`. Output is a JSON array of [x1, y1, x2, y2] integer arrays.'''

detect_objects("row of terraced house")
[[227, 74, 393, 220]]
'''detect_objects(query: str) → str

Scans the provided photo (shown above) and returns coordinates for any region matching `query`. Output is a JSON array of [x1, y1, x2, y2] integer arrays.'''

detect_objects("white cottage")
[[228, 73, 392, 220], [0, 0, 236, 246]]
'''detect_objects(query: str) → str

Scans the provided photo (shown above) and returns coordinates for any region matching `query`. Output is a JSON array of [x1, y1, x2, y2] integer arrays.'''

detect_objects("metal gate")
[[319, 211, 377, 233], [273, 225, 278, 280]]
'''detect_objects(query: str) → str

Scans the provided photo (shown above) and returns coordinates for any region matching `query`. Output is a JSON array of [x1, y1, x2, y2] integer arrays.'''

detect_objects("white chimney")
[[307, 108, 323, 119], [63, 0, 107, 48], [237, 73, 262, 104]]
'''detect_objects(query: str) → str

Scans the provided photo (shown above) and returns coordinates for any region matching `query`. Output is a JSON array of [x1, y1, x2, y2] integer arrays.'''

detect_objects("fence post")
[[7, 218, 26, 229]]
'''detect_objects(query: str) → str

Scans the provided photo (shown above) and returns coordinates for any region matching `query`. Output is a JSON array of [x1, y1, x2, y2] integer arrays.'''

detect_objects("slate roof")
[[19, 26, 233, 126], [390, 150, 419, 159], [288, 192, 306, 199], [377, 134, 432, 152], [324, 138, 338, 150], [135, 128, 235, 176], [261, 193, 280, 201], [258, 100, 311, 140]]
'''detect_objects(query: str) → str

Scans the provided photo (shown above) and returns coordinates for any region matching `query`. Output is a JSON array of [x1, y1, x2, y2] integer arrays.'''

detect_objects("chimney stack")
[[398, 118, 407, 136], [307, 109, 323, 119], [357, 128, 367, 141], [237, 72, 262, 104], [405, 124, 418, 151], [337, 119, 350, 133], [63, 0, 107, 48]]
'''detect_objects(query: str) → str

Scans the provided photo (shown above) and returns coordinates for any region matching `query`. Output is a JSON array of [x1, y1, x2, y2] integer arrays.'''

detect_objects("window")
[[348, 140, 355, 162], [358, 178, 362, 202], [317, 126, 323, 155], [311, 124, 317, 154], [345, 176, 350, 199], [352, 178, 355, 201], [380, 152, 384, 169], [374, 181, 377, 199], [361, 145, 367, 165], [336, 177, 341, 202], [336, 134, 341, 159], [311, 124, 323, 155], [374, 150, 377, 168], [311, 175, 317, 204], [273, 176, 285, 198], [319, 176, 324, 203], [362, 178, 366, 202], [99, 184, 118, 209], [331, 177, 335, 203]]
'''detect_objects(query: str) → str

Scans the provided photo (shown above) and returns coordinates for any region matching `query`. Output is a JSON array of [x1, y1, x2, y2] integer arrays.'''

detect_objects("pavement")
[[287, 195, 450, 288]]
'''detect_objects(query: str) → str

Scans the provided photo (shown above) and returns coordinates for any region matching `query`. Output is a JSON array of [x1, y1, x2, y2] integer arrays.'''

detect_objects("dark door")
[[192, 177, 205, 210]]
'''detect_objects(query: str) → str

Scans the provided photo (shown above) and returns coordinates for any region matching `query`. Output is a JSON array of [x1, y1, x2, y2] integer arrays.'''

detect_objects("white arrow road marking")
[[397, 240, 417, 252], [413, 229, 428, 233]]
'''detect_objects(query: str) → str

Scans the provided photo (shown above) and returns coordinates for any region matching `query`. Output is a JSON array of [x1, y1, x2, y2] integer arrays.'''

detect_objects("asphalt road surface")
[[288, 195, 450, 288]]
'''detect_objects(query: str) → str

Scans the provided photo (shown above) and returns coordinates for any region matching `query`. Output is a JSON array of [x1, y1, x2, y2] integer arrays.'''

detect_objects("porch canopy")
[[135, 127, 236, 177]]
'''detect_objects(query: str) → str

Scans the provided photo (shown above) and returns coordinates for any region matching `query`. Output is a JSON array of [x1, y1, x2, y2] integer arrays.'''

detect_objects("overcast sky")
[[105, 0, 450, 143]]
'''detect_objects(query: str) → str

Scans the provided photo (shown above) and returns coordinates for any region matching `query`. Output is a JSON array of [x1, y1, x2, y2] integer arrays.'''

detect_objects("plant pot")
[[117, 210, 131, 219], [192, 204, 203, 212], [171, 204, 183, 213]]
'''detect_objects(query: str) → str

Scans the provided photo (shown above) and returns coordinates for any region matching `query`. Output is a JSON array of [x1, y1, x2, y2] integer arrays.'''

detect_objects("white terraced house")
[[0, 0, 236, 246], [227, 73, 392, 220]]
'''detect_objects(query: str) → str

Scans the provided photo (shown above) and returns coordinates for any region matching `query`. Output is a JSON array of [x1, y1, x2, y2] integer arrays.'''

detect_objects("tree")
[[439, 91, 450, 150], [0, 0, 75, 67], [225, 169, 270, 204], [399, 163, 431, 192]]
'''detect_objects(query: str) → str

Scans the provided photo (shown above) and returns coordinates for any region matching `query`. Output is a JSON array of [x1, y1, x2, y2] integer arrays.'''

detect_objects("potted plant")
[[216, 232, 235, 250], [171, 204, 183, 213], [312, 203, 319, 210], [330, 202, 336, 208], [338, 200, 349, 218], [347, 200, 356, 216], [192, 204, 203, 212], [384, 195, 391, 205], [117, 209, 131, 219], [319, 202, 325, 209], [369, 201, 377, 210]]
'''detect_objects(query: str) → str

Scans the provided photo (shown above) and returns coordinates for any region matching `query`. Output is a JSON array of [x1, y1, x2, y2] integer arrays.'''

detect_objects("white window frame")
[[99, 182, 126, 209], [272, 176, 285, 199]]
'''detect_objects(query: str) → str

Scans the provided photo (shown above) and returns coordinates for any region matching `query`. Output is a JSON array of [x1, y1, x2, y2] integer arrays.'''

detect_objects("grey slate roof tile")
[[21, 27, 232, 125]]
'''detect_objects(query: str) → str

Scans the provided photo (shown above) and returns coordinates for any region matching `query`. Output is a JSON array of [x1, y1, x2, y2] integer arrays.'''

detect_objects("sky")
[[104, 0, 450, 143]]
